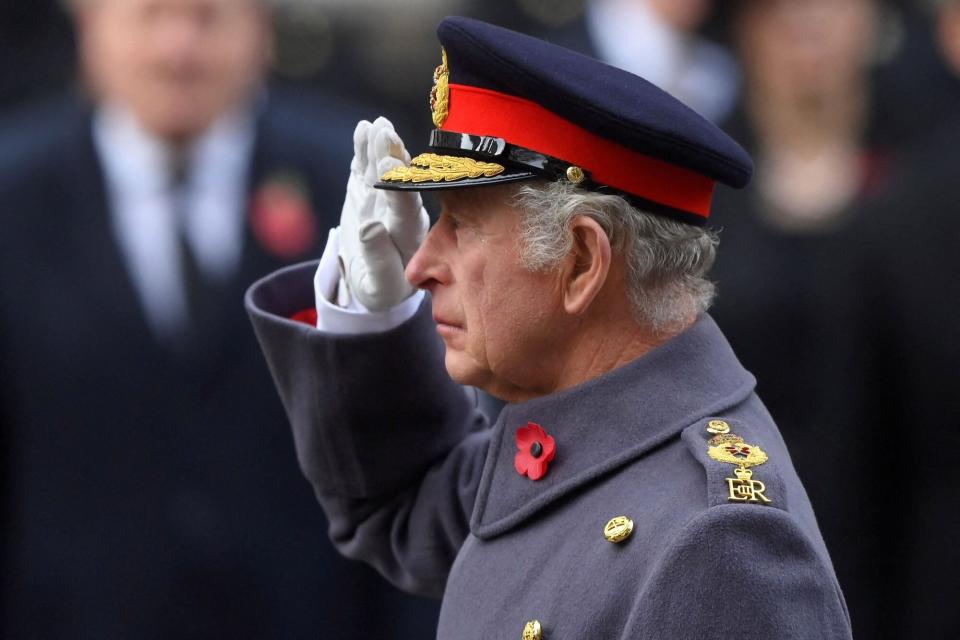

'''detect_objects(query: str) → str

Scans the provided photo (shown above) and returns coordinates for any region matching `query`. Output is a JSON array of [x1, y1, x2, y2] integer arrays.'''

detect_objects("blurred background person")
[[519, 0, 739, 123], [580, 0, 739, 122], [843, 1, 960, 636], [0, 0, 437, 637], [706, 0, 887, 635], [718, 0, 883, 232]]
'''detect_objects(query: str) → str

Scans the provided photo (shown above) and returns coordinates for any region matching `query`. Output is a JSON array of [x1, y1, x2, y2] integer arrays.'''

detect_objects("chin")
[[443, 351, 490, 389], [138, 105, 214, 143]]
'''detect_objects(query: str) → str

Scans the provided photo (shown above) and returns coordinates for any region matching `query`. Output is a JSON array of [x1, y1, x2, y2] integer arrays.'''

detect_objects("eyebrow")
[[438, 186, 505, 215], [438, 192, 480, 219]]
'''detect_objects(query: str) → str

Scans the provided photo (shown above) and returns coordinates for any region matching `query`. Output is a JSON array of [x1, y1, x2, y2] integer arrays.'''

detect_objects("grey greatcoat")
[[246, 261, 853, 640]]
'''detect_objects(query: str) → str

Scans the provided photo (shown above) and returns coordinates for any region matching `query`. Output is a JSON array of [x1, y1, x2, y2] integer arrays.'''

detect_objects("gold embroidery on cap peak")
[[430, 48, 450, 128], [380, 153, 505, 184]]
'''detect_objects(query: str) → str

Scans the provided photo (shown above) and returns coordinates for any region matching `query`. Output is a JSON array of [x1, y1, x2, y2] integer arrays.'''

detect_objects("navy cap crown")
[[438, 16, 752, 189], [376, 16, 754, 224]]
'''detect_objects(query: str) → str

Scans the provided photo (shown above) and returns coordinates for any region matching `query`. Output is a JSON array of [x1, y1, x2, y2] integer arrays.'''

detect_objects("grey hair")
[[512, 181, 719, 334]]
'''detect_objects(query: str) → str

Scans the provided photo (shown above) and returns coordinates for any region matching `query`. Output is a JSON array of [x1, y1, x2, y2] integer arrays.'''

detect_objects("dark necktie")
[[168, 153, 206, 355]]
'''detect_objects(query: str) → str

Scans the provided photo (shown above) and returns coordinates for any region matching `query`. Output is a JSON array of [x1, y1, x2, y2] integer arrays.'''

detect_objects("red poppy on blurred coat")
[[514, 422, 557, 481], [249, 173, 317, 259]]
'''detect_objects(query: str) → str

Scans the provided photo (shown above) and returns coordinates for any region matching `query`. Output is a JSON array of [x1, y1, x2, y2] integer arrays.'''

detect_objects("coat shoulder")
[[629, 417, 852, 638], [0, 97, 90, 194], [627, 502, 852, 640]]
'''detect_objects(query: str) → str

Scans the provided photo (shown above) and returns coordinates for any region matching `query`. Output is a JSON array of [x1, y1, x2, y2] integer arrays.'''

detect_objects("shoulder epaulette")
[[681, 418, 787, 511]]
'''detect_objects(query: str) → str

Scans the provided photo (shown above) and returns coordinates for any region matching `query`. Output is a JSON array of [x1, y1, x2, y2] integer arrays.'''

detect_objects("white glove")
[[337, 117, 429, 311]]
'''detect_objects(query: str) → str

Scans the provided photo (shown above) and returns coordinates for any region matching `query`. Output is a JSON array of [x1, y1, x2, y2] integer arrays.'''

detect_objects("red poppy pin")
[[249, 172, 317, 259], [514, 422, 556, 481]]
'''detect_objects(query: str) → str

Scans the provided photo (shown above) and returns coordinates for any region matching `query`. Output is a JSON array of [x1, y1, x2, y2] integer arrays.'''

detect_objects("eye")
[[439, 208, 482, 244], [193, 1, 223, 30], [440, 211, 462, 231]]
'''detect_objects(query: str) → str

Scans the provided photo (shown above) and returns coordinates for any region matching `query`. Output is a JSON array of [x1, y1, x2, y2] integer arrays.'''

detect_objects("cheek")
[[205, 37, 258, 79], [474, 269, 558, 372]]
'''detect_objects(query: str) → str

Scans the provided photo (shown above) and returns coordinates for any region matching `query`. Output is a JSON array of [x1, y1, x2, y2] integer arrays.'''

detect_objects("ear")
[[561, 215, 612, 315]]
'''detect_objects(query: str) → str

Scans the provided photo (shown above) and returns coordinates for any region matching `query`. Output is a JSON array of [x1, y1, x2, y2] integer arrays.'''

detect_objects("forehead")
[[438, 184, 521, 216]]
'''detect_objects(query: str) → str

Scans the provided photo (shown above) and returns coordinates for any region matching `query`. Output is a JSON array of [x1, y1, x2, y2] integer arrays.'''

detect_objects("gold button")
[[566, 165, 585, 184], [707, 419, 730, 435], [603, 515, 634, 543], [522, 619, 543, 640]]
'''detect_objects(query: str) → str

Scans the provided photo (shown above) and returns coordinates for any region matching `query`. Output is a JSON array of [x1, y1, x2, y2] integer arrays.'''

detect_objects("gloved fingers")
[[354, 220, 412, 311], [364, 117, 398, 186], [385, 129, 412, 165], [350, 120, 372, 176], [342, 182, 376, 230], [343, 119, 381, 228], [375, 156, 428, 262], [376, 155, 420, 215]]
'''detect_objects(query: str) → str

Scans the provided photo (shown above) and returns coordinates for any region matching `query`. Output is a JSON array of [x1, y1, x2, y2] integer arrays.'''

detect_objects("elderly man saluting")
[[247, 17, 852, 640]]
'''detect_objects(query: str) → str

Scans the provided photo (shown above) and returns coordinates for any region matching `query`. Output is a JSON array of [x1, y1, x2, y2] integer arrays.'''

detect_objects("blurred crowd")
[[1, 0, 957, 638]]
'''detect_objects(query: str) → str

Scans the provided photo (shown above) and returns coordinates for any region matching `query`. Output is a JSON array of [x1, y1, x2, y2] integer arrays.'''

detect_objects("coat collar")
[[470, 314, 755, 540]]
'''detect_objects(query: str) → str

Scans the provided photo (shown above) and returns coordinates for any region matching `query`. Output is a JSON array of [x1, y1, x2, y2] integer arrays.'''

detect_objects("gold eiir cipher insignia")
[[707, 428, 773, 505]]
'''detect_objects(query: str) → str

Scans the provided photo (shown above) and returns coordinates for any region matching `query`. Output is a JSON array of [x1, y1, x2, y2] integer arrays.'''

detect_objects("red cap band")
[[442, 84, 716, 218]]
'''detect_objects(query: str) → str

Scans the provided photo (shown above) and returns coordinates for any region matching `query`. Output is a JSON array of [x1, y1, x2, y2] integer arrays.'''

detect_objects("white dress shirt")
[[93, 104, 255, 341]]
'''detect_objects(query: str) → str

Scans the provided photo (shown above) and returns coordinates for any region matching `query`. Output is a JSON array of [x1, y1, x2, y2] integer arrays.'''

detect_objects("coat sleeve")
[[245, 263, 488, 597], [622, 504, 852, 640]]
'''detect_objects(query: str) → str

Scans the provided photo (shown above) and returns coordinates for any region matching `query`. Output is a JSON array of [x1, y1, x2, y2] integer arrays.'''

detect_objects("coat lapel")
[[55, 110, 155, 338]]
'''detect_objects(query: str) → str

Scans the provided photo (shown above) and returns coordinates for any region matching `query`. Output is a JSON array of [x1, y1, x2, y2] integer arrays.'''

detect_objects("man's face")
[[737, 0, 876, 102], [77, 0, 270, 142], [646, 0, 712, 32], [405, 187, 568, 401]]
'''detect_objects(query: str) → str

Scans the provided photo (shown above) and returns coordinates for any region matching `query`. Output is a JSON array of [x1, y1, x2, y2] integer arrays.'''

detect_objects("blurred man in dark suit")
[[0, 0, 437, 637]]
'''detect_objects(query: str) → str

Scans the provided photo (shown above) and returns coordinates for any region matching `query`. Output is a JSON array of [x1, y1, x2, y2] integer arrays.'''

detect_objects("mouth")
[[433, 315, 465, 337]]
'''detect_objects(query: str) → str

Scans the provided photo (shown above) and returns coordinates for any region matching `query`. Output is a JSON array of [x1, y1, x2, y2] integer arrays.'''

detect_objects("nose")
[[405, 220, 452, 291], [149, 7, 206, 64]]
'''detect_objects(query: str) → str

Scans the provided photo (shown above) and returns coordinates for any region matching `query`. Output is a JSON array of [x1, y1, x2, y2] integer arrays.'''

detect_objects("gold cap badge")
[[430, 48, 450, 128]]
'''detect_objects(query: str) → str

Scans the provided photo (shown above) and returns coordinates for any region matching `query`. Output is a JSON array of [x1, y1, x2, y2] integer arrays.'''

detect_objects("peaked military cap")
[[376, 16, 753, 225]]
